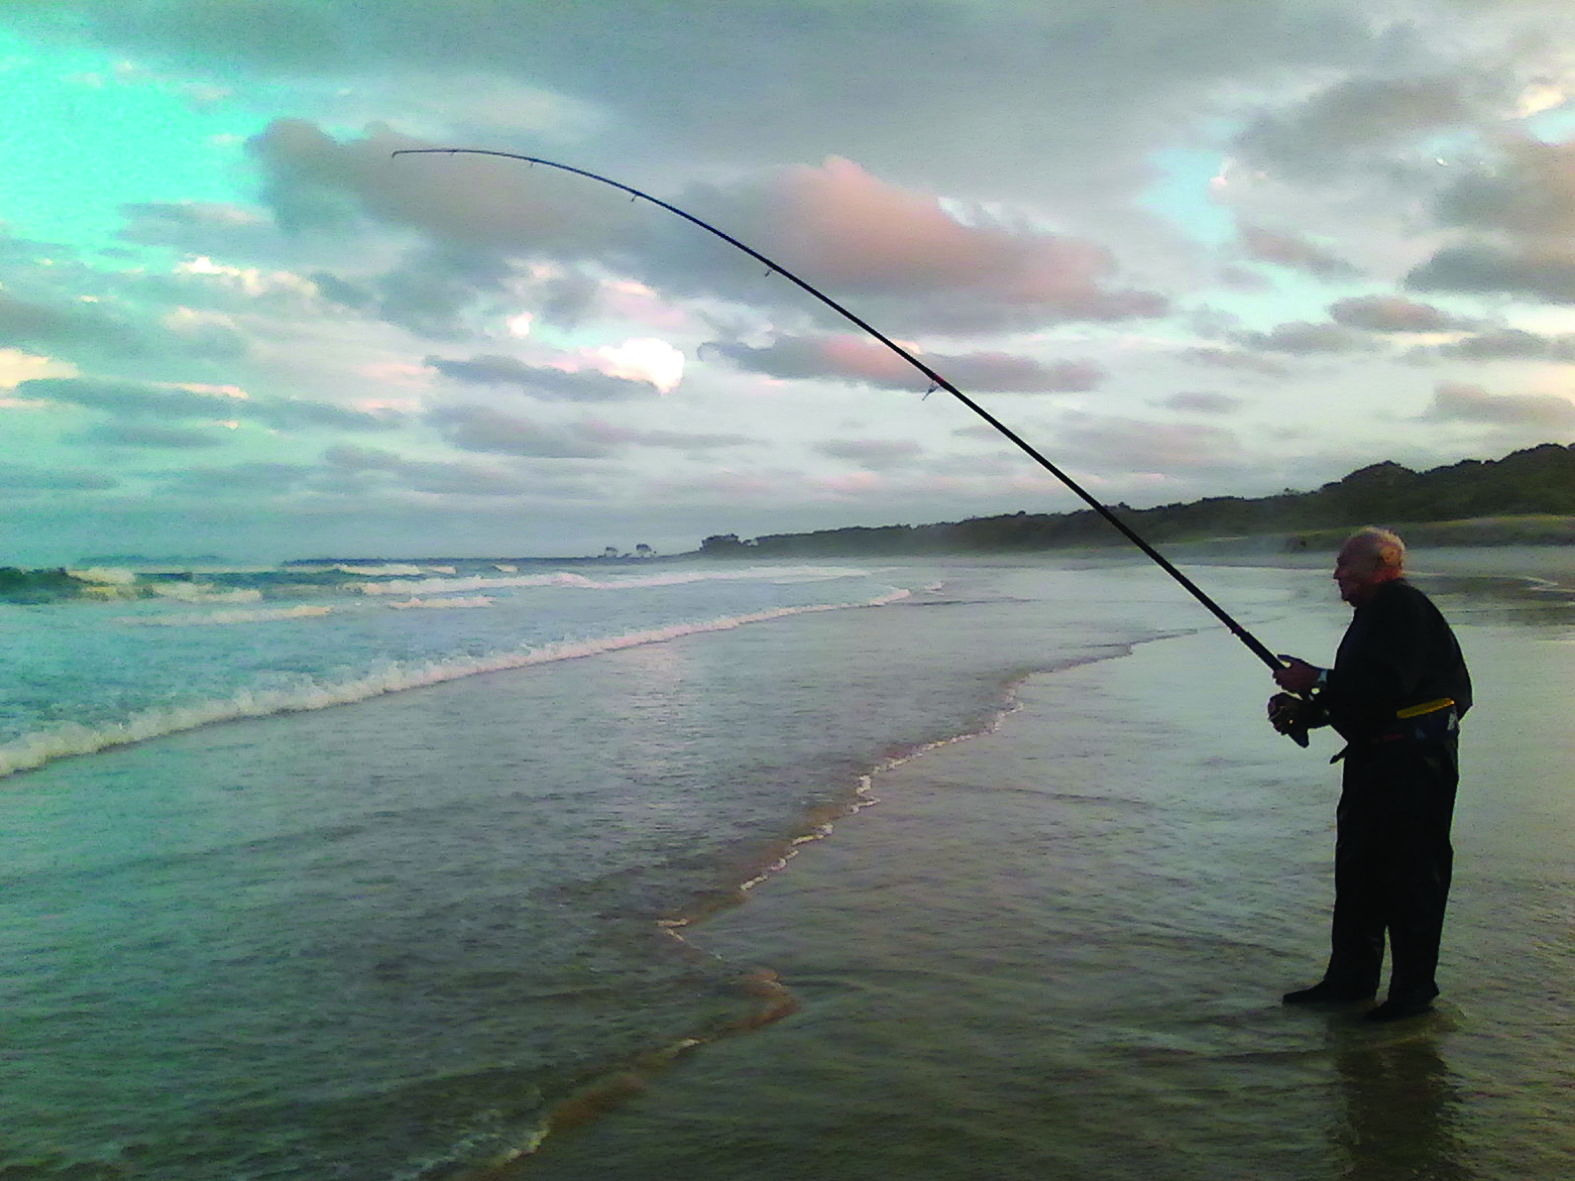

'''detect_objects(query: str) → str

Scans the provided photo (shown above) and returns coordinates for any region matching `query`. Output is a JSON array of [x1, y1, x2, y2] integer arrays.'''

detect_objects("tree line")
[[699, 442, 1575, 557]]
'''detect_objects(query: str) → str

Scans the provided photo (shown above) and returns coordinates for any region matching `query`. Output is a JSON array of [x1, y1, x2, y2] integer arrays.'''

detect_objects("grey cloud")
[[1430, 328, 1575, 361], [427, 405, 611, 459], [814, 439, 924, 470], [1234, 75, 1473, 177], [248, 119, 642, 252], [1056, 413, 1243, 473], [1434, 137, 1575, 238], [1160, 392, 1243, 414], [154, 462, 316, 493], [118, 200, 277, 255], [21, 376, 240, 417], [50, 2, 1377, 213], [0, 465, 119, 492], [581, 421, 754, 450], [1327, 295, 1475, 333], [20, 376, 396, 432], [1234, 321, 1372, 354], [1178, 347, 1291, 376], [1406, 243, 1575, 304], [426, 354, 661, 401], [76, 422, 226, 449], [1422, 381, 1575, 427], [707, 336, 1104, 392], [1237, 224, 1360, 281], [324, 444, 532, 495]]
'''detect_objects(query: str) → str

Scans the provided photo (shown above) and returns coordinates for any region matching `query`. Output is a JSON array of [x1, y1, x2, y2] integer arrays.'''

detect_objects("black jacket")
[[1323, 579, 1471, 743]]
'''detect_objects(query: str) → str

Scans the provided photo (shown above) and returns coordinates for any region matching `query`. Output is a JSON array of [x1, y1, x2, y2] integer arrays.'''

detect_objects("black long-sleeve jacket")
[[1322, 579, 1472, 743]]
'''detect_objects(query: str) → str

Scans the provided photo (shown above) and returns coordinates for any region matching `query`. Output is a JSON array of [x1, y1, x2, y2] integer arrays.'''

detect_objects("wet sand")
[[520, 556, 1575, 1181]]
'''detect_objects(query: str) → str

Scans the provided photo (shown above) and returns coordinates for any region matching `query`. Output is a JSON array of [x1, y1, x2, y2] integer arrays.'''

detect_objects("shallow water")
[[521, 564, 1575, 1181], [3, 555, 1571, 1179]]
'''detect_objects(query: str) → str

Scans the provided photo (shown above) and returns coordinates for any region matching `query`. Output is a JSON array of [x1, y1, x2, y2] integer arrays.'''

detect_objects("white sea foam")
[[119, 605, 335, 627], [0, 587, 909, 780], [66, 566, 138, 585], [351, 564, 868, 596], [385, 596, 494, 610], [332, 563, 426, 576], [150, 583, 264, 603]]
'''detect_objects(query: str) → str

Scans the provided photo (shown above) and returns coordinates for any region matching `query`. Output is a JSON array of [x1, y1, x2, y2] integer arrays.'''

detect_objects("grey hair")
[[1347, 526, 1406, 572]]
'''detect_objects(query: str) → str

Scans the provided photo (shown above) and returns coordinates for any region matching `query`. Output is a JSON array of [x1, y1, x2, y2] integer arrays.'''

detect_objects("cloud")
[[324, 444, 533, 496], [18, 375, 396, 431], [248, 119, 642, 251], [1234, 75, 1474, 178], [1422, 380, 1575, 427], [1327, 295, 1474, 333], [0, 289, 141, 355], [1236, 223, 1360, 281], [425, 353, 663, 401], [1429, 328, 1575, 361], [76, 422, 225, 448], [654, 157, 1169, 333], [1176, 347, 1291, 376], [250, 124, 1167, 335], [706, 335, 1103, 393], [1159, 392, 1242, 414], [1234, 321, 1373, 354], [813, 438, 924, 470], [1056, 413, 1243, 473], [1405, 243, 1575, 304], [579, 420, 754, 450], [153, 462, 316, 493], [1434, 135, 1575, 238], [0, 465, 119, 492], [427, 405, 610, 459]]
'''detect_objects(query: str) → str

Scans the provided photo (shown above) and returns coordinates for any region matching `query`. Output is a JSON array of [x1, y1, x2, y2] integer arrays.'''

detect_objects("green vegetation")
[[700, 443, 1575, 557]]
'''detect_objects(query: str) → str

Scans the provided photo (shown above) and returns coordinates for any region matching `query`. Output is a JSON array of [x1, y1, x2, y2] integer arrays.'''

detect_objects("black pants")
[[1325, 735, 1460, 1002]]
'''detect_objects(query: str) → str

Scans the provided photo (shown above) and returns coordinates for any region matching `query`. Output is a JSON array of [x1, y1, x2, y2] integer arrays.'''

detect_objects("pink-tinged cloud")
[[249, 124, 1165, 335], [1236, 223, 1359, 281], [1422, 381, 1575, 428], [706, 335, 1103, 393], [665, 157, 1168, 332], [1327, 295, 1474, 333]]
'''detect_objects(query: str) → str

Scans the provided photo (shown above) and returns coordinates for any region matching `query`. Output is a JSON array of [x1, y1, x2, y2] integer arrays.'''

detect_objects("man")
[[1269, 527, 1471, 1022]]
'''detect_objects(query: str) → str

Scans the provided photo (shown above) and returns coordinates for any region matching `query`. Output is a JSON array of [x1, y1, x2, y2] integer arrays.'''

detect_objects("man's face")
[[1333, 541, 1382, 605]]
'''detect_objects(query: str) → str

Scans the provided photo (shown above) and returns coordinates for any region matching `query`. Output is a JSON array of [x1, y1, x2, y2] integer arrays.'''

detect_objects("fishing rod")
[[392, 148, 1288, 681]]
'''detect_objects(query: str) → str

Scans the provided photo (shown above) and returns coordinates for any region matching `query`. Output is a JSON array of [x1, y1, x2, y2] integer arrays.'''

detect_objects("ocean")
[[2, 551, 1571, 1179]]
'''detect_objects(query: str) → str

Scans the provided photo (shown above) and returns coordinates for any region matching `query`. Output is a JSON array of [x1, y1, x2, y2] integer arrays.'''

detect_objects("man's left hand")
[[1274, 655, 1322, 694]]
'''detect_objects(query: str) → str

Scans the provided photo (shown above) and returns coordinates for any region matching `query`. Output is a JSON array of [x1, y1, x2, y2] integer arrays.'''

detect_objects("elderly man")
[[1270, 527, 1472, 1022]]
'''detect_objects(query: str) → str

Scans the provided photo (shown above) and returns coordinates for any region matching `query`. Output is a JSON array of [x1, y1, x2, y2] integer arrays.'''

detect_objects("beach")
[[2, 550, 1571, 1179], [521, 548, 1575, 1181]]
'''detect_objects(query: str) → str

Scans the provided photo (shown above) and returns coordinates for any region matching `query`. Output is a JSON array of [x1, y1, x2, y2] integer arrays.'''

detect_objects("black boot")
[[1282, 980, 1377, 1005]]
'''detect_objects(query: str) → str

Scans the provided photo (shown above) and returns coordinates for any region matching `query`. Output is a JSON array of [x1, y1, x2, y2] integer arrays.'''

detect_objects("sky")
[[4, 1, 1575, 564]]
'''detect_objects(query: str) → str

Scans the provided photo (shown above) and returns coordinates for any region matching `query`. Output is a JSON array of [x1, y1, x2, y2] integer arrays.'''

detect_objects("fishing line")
[[392, 148, 1284, 675]]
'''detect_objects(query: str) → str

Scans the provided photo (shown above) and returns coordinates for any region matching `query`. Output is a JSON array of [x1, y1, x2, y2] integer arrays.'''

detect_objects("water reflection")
[[1333, 1030, 1468, 1181]]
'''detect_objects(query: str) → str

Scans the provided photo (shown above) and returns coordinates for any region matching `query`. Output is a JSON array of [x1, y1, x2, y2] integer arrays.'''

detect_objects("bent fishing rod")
[[393, 148, 1287, 678]]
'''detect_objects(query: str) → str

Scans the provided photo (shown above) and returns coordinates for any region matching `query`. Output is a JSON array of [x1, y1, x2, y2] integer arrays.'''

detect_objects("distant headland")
[[697, 442, 1575, 558]]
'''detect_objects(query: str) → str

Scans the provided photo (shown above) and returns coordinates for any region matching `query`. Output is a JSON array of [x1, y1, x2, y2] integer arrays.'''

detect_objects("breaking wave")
[[1, 587, 908, 780]]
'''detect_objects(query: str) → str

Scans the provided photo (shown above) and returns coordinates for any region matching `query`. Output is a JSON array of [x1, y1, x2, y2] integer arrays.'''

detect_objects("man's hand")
[[1267, 692, 1307, 736], [1274, 655, 1322, 694]]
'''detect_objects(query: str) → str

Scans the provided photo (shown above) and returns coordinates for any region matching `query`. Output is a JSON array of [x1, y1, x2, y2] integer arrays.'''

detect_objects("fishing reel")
[[1268, 691, 1326, 748]]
